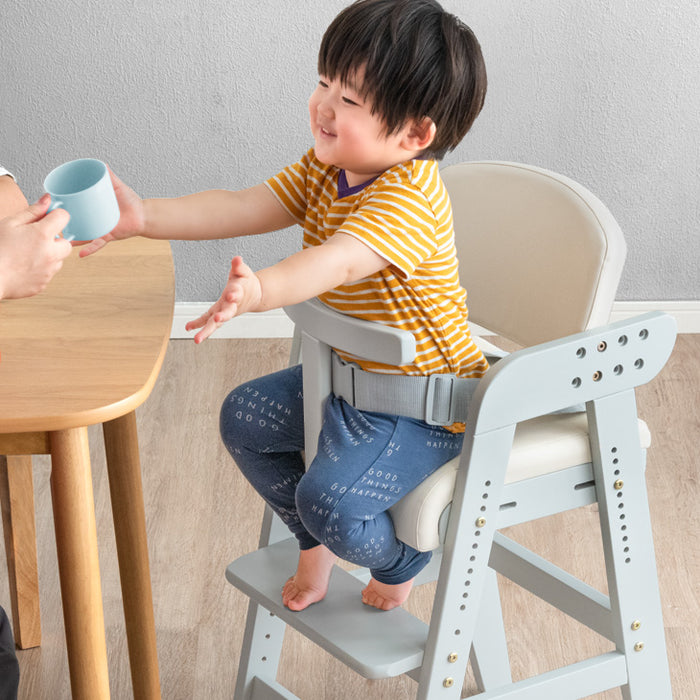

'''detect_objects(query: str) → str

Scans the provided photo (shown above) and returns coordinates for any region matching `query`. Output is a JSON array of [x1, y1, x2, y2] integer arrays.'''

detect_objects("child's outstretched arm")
[[186, 232, 389, 343], [79, 170, 295, 257]]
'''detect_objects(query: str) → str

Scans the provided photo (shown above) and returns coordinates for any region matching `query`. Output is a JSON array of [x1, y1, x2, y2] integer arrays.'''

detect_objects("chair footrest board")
[[226, 538, 428, 679]]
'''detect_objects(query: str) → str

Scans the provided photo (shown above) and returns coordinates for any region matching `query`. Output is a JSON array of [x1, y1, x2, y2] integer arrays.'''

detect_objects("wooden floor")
[[2, 334, 698, 699]]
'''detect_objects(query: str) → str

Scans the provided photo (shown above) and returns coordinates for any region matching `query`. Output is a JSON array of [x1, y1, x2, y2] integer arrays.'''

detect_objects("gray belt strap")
[[331, 352, 480, 426]]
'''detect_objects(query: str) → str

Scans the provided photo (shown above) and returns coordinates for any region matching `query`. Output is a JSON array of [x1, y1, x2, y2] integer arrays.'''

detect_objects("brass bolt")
[[634, 642, 645, 652], [475, 517, 486, 528], [443, 677, 455, 688], [447, 652, 458, 664], [614, 479, 624, 490], [631, 620, 641, 631]]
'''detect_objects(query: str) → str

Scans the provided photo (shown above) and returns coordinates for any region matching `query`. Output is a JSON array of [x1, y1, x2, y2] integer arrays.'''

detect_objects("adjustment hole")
[[576, 347, 586, 359], [592, 371, 603, 382], [618, 335, 628, 346], [639, 329, 649, 340], [634, 358, 645, 369], [572, 377, 582, 388], [614, 364, 624, 376]]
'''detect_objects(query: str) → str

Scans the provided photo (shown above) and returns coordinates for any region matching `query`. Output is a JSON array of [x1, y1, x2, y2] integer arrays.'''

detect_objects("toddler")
[[82, 0, 489, 612]]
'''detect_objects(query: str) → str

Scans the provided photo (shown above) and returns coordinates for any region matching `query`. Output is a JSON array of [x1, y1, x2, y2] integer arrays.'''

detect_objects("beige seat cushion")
[[389, 412, 650, 551]]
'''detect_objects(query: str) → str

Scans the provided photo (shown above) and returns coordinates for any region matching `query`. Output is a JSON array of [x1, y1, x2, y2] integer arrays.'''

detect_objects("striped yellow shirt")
[[266, 149, 488, 381]]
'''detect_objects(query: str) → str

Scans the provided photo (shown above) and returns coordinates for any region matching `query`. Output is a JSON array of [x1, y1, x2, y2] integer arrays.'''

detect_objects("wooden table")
[[0, 238, 174, 699]]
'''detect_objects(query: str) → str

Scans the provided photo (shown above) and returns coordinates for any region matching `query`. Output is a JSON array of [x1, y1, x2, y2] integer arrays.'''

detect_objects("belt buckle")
[[424, 373, 456, 426]]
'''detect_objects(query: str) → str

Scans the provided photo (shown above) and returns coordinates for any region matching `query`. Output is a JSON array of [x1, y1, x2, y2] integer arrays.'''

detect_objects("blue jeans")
[[220, 365, 464, 585]]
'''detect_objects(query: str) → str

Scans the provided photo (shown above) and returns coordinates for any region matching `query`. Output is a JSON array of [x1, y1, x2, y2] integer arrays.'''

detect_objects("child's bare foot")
[[282, 545, 337, 611], [361, 577, 415, 611]]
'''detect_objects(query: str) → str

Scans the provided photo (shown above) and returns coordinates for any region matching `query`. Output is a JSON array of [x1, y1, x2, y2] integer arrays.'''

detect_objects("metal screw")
[[443, 677, 455, 688], [475, 517, 486, 528], [614, 480, 624, 490], [634, 642, 645, 652], [448, 652, 458, 663], [597, 341, 608, 352], [631, 620, 641, 631]]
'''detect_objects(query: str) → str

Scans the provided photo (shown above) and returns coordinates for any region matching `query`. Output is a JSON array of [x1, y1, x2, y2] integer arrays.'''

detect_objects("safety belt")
[[330, 351, 481, 426]]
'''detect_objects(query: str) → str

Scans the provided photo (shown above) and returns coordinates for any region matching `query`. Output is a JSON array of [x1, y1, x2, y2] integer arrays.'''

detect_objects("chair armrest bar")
[[284, 299, 416, 366], [470, 312, 676, 433]]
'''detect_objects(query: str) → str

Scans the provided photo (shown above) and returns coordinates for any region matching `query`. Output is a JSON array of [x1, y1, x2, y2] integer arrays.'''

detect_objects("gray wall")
[[3, 0, 698, 303]]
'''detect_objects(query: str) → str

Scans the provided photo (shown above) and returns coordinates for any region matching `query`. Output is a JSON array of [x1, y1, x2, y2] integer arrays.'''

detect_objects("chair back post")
[[299, 331, 332, 467]]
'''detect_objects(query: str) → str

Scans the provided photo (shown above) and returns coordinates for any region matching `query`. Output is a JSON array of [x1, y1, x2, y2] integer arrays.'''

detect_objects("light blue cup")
[[44, 158, 120, 241]]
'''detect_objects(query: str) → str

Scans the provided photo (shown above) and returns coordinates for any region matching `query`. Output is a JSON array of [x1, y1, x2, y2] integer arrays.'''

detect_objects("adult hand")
[[185, 256, 263, 343], [77, 166, 145, 257], [0, 194, 73, 299]]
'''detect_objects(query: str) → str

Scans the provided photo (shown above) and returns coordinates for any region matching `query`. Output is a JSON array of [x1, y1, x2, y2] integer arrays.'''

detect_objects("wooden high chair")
[[226, 162, 675, 699]]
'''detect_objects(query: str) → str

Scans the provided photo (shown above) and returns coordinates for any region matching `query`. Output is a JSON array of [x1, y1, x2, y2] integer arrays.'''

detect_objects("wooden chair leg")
[[469, 568, 512, 691], [589, 393, 673, 700], [0, 455, 41, 649], [234, 507, 294, 700], [103, 412, 161, 700], [50, 427, 110, 699]]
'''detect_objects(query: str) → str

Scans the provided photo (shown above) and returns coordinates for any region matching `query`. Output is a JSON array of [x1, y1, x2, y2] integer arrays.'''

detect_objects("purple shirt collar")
[[337, 170, 379, 199]]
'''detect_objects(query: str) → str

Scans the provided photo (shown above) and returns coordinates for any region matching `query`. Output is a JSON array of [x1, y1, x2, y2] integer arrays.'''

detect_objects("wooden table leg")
[[0, 455, 42, 649], [49, 427, 110, 699], [103, 411, 161, 700]]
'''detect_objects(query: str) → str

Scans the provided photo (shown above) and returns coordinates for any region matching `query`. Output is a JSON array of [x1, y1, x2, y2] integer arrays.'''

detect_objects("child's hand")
[[185, 256, 262, 343], [78, 166, 145, 257]]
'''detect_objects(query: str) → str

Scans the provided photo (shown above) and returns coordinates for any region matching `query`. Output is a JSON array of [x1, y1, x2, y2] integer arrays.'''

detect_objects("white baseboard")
[[171, 304, 295, 339], [608, 301, 700, 333], [170, 300, 700, 340]]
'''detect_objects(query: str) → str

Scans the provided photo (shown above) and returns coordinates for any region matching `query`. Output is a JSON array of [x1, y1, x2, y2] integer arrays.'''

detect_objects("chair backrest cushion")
[[441, 161, 627, 347]]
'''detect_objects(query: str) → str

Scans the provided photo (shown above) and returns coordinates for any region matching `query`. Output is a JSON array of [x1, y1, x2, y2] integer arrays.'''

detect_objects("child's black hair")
[[318, 0, 487, 160]]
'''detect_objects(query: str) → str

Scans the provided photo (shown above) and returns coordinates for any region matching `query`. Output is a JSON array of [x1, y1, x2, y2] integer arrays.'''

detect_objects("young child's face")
[[308, 69, 414, 187]]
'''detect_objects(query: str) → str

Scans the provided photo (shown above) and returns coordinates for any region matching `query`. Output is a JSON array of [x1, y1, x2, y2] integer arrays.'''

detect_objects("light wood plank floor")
[[2, 334, 698, 699]]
